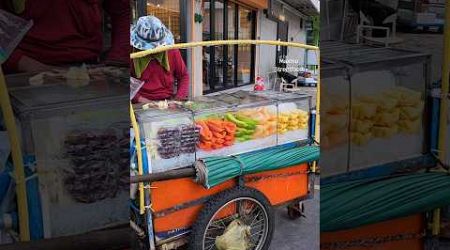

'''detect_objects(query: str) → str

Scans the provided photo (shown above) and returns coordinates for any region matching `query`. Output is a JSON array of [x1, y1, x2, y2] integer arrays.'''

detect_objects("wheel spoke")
[[251, 229, 265, 238], [205, 243, 216, 250], [249, 210, 261, 226]]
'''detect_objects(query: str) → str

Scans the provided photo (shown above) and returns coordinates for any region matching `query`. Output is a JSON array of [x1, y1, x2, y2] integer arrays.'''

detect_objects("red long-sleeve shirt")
[[132, 49, 190, 102], [1, 0, 129, 73]]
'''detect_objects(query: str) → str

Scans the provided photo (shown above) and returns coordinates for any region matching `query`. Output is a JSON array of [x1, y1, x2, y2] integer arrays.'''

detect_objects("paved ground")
[[269, 188, 320, 250]]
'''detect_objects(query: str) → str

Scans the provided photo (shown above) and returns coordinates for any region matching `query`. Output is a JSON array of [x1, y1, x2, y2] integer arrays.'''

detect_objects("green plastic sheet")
[[195, 145, 320, 188], [321, 172, 450, 232]]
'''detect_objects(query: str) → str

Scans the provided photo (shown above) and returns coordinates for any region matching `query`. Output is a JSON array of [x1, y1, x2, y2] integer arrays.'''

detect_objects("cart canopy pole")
[[434, 0, 450, 238], [439, 0, 450, 166], [130, 104, 145, 215], [131, 40, 319, 58], [0, 68, 30, 241]]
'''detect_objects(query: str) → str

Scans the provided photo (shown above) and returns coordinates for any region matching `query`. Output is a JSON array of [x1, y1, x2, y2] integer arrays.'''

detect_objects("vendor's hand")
[[137, 96, 152, 103], [17, 56, 56, 73]]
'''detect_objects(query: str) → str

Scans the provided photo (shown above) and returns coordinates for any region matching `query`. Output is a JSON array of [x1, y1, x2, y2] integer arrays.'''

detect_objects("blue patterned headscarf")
[[130, 15, 174, 50]]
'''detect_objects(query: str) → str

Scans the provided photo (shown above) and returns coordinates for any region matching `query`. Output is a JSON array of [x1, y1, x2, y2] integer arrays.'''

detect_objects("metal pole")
[[130, 167, 196, 183], [438, 0, 450, 165], [130, 104, 145, 215], [0, 68, 30, 241], [433, 0, 450, 239]]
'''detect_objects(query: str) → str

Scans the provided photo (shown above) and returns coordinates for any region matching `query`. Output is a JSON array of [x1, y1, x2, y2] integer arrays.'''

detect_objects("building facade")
[[132, 0, 319, 96]]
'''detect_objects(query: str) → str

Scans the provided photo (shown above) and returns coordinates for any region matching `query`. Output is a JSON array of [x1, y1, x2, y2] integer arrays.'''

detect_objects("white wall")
[[191, 0, 204, 97], [257, 11, 278, 78], [285, 11, 307, 65], [257, 5, 309, 78]]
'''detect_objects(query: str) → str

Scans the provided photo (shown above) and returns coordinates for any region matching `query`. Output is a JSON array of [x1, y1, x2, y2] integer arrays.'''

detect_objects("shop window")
[[203, 0, 256, 93], [237, 7, 254, 86], [147, 0, 185, 43]]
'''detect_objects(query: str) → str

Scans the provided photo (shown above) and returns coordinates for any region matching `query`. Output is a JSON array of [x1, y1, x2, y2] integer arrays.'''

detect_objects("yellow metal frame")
[[130, 40, 319, 59], [0, 69, 30, 241], [433, 0, 450, 237], [439, 1, 450, 166], [130, 39, 320, 213]]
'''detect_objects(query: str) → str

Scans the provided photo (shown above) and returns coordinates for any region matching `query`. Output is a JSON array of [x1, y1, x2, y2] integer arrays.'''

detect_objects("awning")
[[238, 0, 269, 10], [281, 0, 319, 16]]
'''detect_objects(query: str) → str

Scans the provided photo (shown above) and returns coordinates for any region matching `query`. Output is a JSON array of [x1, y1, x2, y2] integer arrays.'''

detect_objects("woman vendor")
[[131, 16, 189, 103]]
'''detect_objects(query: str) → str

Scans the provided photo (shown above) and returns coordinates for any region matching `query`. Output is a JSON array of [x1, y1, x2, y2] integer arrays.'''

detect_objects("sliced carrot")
[[208, 124, 224, 133], [207, 119, 224, 127], [213, 131, 225, 139], [198, 142, 212, 151], [200, 134, 212, 142], [224, 135, 234, 141]]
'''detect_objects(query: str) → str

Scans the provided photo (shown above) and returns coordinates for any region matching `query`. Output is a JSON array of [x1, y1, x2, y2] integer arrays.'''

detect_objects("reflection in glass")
[[226, 2, 236, 87], [213, 0, 225, 90], [203, 0, 211, 91], [147, 0, 181, 42], [237, 7, 253, 86]]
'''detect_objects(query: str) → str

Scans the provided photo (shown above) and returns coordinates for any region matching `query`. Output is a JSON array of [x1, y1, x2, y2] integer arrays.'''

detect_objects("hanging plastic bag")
[[0, 9, 32, 64], [215, 219, 252, 250], [130, 77, 145, 100]]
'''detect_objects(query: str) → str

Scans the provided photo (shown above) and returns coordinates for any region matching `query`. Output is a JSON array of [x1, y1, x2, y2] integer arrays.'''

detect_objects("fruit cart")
[[130, 40, 320, 250], [320, 6, 450, 248]]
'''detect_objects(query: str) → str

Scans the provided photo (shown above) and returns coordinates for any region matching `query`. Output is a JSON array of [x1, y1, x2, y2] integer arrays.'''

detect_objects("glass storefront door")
[[203, 0, 256, 93]]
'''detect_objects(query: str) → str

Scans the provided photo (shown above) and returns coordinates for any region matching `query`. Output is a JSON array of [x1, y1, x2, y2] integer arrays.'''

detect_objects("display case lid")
[[250, 90, 311, 102], [183, 96, 231, 112], [135, 102, 191, 122], [9, 75, 128, 113], [208, 93, 241, 105], [320, 41, 430, 66], [211, 91, 276, 108]]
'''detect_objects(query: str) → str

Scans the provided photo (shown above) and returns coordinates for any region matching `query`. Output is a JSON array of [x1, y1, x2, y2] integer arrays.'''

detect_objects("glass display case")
[[321, 41, 431, 172], [8, 73, 128, 238], [319, 59, 351, 178], [136, 106, 197, 173], [250, 91, 312, 145], [191, 96, 237, 159], [200, 92, 278, 157]]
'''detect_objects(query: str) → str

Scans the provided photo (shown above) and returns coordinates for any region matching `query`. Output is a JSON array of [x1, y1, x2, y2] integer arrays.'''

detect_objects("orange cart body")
[[321, 214, 425, 250], [150, 163, 310, 233]]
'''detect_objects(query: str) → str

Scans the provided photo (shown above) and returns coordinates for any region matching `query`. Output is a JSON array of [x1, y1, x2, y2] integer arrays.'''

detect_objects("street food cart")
[[130, 40, 320, 250]]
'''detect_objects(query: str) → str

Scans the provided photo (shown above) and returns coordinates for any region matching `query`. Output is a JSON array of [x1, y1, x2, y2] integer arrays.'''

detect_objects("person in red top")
[[131, 16, 189, 102], [0, 0, 129, 73]]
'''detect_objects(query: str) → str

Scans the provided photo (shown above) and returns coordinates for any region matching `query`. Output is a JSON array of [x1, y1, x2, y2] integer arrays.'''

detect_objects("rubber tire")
[[188, 187, 274, 250]]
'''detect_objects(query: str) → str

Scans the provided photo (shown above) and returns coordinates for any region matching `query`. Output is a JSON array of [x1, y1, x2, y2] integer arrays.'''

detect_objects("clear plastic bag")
[[130, 77, 144, 100], [0, 9, 32, 64], [215, 219, 251, 250]]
